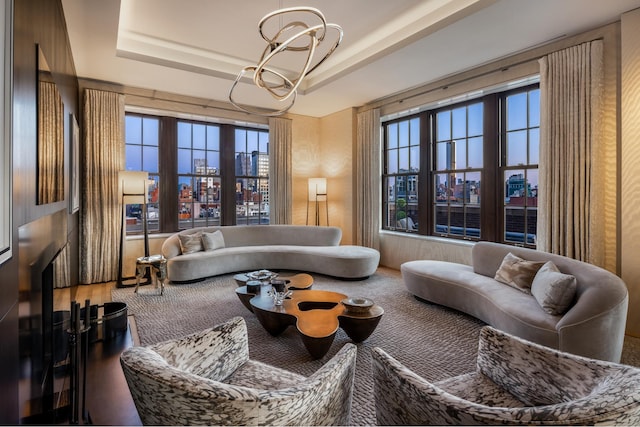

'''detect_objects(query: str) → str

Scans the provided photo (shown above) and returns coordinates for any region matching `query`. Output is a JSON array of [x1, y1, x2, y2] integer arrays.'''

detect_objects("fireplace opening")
[[19, 252, 72, 424], [18, 210, 69, 424]]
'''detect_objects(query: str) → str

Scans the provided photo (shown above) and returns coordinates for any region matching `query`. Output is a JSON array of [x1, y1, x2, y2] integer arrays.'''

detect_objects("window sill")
[[379, 229, 476, 249], [125, 232, 174, 241]]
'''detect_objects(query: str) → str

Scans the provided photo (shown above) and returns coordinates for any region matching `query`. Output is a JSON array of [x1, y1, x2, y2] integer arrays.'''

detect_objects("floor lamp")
[[117, 171, 150, 288], [307, 177, 328, 226]]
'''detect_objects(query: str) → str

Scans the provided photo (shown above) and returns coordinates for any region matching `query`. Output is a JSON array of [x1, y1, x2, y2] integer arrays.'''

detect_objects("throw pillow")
[[531, 261, 577, 315], [494, 252, 545, 294], [201, 230, 225, 251], [178, 233, 203, 254]]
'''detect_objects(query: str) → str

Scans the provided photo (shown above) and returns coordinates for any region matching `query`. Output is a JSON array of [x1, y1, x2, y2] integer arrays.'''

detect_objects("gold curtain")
[[53, 244, 70, 289], [37, 81, 64, 204], [268, 117, 292, 224], [79, 89, 125, 284], [538, 40, 604, 265], [355, 108, 381, 249]]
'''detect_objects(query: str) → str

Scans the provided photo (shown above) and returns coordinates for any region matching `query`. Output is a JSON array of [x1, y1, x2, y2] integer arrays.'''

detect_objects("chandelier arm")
[[259, 41, 316, 101], [228, 66, 297, 116], [259, 7, 327, 44], [252, 65, 295, 94], [304, 23, 344, 76], [253, 27, 319, 101], [262, 21, 316, 53]]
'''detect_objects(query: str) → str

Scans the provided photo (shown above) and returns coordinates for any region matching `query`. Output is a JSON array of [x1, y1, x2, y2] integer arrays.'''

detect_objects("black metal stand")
[[306, 193, 328, 226], [68, 300, 91, 424]]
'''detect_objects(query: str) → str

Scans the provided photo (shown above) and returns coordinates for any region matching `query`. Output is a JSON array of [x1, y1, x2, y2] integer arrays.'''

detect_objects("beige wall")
[[290, 114, 321, 225], [289, 108, 356, 244], [621, 8, 640, 337], [320, 108, 356, 245]]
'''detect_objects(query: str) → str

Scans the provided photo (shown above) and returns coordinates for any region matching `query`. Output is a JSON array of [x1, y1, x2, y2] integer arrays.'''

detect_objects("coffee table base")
[[248, 289, 384, 359]]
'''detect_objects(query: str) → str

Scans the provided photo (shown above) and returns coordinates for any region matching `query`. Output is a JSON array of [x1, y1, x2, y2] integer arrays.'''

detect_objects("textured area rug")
[[112, 267, 484, 425]]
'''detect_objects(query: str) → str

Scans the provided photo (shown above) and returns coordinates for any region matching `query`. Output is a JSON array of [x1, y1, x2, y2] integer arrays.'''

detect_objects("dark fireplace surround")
[[18, 209, 67, 423]]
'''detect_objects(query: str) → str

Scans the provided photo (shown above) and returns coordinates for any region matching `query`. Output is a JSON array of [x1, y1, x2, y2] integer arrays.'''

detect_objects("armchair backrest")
[[372, 329, 640, 426], [121, 345, 263, 425], [120, 316, 357, 426], [477, 326, 636, 406], [149, 316, 249, 381]]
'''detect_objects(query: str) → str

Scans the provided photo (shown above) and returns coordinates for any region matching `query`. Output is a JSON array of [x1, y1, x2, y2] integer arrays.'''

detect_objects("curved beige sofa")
[[401, 242, 629, 362], [162, 225, 380, 282]]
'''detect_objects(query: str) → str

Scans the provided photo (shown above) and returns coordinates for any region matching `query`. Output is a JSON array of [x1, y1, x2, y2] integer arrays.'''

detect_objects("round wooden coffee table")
[[247, 289, 384, 359]]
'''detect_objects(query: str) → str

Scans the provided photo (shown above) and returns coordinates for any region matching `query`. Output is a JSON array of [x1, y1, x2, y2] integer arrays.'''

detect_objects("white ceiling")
[[61, 0, 640, 118]]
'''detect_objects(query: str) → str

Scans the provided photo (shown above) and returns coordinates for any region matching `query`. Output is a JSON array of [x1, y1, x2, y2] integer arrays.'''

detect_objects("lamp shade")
[[119, 170, 149, 204], [308, 177, 327, 201]]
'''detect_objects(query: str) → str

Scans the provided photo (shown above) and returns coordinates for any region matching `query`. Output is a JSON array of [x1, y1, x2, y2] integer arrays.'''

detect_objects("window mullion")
[[418, 112, 430, 235], [483, 94, 499, 243], [220, 124, 236, 226], [159, 117, 178, 232]]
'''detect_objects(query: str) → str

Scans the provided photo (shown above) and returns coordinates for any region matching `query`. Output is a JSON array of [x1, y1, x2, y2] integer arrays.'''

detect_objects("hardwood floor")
[[54, 281, 115, 312], [53, 282, 142, 425]]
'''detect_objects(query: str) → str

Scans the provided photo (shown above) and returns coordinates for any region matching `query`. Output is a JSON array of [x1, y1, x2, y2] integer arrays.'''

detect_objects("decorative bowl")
[[341, 297, 374, 314], [247, 269, 276, 281]]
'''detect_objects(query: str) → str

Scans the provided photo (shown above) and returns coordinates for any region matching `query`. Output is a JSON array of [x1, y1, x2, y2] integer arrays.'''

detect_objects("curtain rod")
[[366, 33, 606, 113]]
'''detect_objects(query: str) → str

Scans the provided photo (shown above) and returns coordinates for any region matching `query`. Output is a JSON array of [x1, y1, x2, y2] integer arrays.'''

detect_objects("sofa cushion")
[[494, 252, 545, 294], [531, 261, 577, 315], [178, 233, 203, 254], [201, 230, 225, 251]]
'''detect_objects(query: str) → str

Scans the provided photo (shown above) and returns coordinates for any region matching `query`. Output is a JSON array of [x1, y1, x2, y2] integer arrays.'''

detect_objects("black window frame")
[[499, 86, 540, 246], [382, 117, 421, 233], [124, 112, 270, 234], [176, 120, 222, 230], [431, 98, 486, 240], [233, 127, 270, 226], [381, 83, 539, 248]]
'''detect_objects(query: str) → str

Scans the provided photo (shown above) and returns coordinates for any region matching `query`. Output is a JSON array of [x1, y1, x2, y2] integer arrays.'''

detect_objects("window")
[[124, 113, 269, 233], [234, 128, 270, 225], [502, 89, 539, 245], [383, 118, 419, 231], [434, 102, 483, 239], [124, 114, 160, 233], [177, 121, 221, 229], [382, 84, 539, 247]]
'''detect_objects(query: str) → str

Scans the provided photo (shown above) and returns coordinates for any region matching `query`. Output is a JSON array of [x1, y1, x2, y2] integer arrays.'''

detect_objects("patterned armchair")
[[372, 326, 640, 425], [120, 316, 357, 426]]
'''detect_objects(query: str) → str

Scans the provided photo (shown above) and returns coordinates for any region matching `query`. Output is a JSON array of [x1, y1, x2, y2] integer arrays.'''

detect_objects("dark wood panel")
[[0, 0, 81, 423], [0, 303, 19, 422]]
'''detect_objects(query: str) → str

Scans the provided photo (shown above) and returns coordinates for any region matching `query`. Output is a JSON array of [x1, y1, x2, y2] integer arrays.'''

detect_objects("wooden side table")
[[135, 255, 167, 295]]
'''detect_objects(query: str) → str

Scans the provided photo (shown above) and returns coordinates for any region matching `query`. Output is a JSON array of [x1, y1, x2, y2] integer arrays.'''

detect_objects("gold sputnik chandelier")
[[229, 6, 343, 116]]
